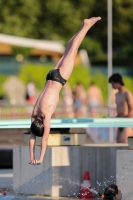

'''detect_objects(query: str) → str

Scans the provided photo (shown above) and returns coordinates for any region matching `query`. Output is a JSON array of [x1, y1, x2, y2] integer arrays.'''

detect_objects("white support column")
[[108, 0, 113, 142]]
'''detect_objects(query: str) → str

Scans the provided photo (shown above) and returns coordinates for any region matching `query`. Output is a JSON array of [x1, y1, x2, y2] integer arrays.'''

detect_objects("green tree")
[[113, 0, 133, 64], [0, 0, 101, 56], [0, 0, 40, 38], [2, 0, 133, 64], [88, 0, 133, 64], [113, 0, 133, 49], [37, 0, 95, 41]]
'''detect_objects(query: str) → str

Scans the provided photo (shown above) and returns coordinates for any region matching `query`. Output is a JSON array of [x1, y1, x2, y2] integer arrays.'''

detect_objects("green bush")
[[19, 64, 53, 90], [68, 66, 91, 90], [0, 74, 8, 97], [19, 64, 91, 91]]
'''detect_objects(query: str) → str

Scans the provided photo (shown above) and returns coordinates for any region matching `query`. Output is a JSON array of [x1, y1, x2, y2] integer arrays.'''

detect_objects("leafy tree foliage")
[[0, 0, 100, 55], [36, 0, 96, 40], [113, 0, 133, 49], [0, 0, 40, 38], [113, 0, 133, 65], [1, 0, 133, 63], [0, 74, 8, 96]]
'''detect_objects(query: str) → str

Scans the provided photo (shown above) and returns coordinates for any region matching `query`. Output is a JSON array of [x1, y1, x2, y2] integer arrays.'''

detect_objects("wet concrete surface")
[[0, 196, 81, 200], [0, 169, 13, 189], [0, 196, 102, 200], [0, 169, 102, 200]]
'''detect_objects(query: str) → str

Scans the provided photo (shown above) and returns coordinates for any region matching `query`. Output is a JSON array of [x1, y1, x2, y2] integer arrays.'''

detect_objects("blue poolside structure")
[[0, 118, 133, 129]]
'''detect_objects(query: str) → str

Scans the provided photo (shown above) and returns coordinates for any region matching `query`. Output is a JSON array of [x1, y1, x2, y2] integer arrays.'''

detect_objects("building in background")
[[0, 34, 88, 75]]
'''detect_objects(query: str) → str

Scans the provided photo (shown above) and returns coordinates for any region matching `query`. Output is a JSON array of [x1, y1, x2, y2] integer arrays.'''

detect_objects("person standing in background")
[[73, 82, 86, 117], [62, 82, 74, 118], [86, 82, 103, 117], [26, 81, 36, 104], [109, 73, 133, 143]]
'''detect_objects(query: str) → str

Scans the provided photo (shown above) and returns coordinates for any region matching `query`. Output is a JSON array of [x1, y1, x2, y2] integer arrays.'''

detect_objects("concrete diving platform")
[[13, 144, 128, 197]]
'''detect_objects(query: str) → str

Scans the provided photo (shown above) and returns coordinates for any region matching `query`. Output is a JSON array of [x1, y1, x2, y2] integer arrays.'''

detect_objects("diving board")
[[0, 118, 133, 129]]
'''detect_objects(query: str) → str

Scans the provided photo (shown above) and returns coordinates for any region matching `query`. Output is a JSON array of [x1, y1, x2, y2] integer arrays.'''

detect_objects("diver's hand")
[[29, 159, 36, 165], [35, 159, 42, 165], [29, 159, 42, 165]]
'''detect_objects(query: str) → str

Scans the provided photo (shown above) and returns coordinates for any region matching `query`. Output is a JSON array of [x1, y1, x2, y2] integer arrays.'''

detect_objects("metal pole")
[[108, 0, 114, 142], [108, 0, 113, 105]]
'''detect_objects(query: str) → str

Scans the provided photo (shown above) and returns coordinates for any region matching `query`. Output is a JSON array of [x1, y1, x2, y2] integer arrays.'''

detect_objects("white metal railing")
[[0, 103, 116, 119]]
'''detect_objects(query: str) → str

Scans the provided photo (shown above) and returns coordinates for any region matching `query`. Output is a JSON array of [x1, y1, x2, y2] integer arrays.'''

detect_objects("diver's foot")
[[82, 17, 101, 29]]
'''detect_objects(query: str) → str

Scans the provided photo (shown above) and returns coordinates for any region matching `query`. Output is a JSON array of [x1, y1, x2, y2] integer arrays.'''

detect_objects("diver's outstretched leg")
[[54, 17, 101, 79]]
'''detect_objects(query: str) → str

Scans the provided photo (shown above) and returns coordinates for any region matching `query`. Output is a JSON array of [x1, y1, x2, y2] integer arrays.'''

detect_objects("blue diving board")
[[0, 118, 133, 129]]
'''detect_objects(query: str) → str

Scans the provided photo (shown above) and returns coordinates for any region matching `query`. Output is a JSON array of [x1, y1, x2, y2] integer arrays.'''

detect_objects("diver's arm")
[[29, 133, 36, 163], [29, 116, 36, 164], [36, 115, 51, 164]]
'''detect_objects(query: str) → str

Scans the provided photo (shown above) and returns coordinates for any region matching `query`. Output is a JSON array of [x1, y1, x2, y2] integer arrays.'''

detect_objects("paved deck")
[[0, 169, 13, 189]]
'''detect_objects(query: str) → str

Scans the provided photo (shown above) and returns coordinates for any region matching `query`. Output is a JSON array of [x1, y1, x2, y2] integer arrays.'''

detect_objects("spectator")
[[73, 82, 86, 117], [62, 82, 74, 118], [26, 82, 36, 104], [109, 73, 133, 143], [0, 95, 7, 105], [86, 82, 103, 117]]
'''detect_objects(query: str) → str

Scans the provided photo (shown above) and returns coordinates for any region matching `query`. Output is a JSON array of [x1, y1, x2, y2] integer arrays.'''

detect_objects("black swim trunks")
[[46, 69, 67, 86], [118, 127, 124, 132]]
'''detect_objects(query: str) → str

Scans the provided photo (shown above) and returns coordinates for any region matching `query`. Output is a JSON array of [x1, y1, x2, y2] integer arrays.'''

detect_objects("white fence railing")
[[0, 104, 116, 119]]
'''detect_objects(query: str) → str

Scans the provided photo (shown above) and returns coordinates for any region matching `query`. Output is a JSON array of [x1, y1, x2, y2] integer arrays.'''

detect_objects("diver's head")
[[30, 118, 44, 137]]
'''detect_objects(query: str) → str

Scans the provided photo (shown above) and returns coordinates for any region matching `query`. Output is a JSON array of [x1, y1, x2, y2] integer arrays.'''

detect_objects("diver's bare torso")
[[31, 80, 62, 120]]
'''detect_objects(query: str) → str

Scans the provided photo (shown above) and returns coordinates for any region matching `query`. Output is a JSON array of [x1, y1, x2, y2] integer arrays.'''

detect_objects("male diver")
[[29, 17, 101, 165]]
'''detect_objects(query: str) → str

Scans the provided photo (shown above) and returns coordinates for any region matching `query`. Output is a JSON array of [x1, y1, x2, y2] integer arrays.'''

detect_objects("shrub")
[[0, 74, 8, 98]]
